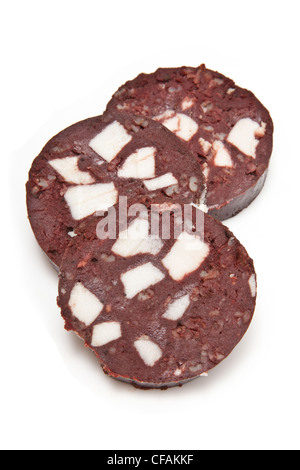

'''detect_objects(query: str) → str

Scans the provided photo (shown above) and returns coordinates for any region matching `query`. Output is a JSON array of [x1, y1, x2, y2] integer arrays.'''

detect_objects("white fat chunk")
[[227, 88, 236, 95], [248, 273, 257, 297], [181, 97, 195, 111], [89, 121, 132, 162], [68, 230, 77, 238], [91, 321, 122, 347], [154, 109, 174, 121], [162, 232, 210, 281], [68, 282, 103, 326], [49, 157, 95, 184], [154, 110, 198, 141], [143, 173, 178, 191], [213, 140, 233, 167], [174, 114, 198, 141], [112, 218, 163, 257], [121, 262, 165, 299], [64, 183, 118, 220], [134, 336, 162, 367], [163, 294, 190, 321], [118, 147, 156, 179], [227, 118, 264, 158], [199, 137, 212, 156]]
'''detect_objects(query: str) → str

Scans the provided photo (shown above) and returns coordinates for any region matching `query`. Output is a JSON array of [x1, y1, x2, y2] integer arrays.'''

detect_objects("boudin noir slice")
[[58, 203, 257, 389], [26, 112, 205, 268], [106, 64, 274, 220]]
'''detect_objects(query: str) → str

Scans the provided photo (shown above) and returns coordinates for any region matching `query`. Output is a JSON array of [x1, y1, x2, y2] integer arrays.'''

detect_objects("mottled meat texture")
[[26, 113, 204, 268], [106, 64, 274, 220], [58, 204, 257, 389]]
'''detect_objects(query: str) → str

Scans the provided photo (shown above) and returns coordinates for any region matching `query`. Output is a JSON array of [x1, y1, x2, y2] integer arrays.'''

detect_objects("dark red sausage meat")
[[26, 113, 205, 268], [106, 64, 274, 220], [58, 204, 257, 389]]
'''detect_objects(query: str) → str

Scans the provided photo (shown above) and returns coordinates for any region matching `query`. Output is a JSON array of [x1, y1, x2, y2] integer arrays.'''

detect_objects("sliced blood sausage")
[[58, 203, 257, 389], [106, 64, 274, 220], [26, 112, 205, 268]]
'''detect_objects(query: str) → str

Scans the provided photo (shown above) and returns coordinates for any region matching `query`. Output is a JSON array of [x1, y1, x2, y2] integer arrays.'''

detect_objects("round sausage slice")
[[58, 203, 257, 389], [26, 112, 205, 268], [106, 64, 274, 220]]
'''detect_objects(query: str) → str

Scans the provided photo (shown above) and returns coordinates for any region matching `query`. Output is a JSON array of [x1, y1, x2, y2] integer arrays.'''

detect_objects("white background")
[[2, 0, 300, 450]]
